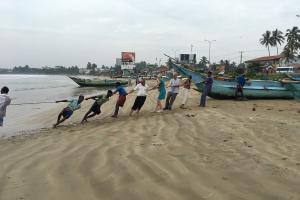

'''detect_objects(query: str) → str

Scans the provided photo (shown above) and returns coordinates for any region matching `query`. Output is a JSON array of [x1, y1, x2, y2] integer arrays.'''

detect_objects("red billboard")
[[122, 52, 135, 62]]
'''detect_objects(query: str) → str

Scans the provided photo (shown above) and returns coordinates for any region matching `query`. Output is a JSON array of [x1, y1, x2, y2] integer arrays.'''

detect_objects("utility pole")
[[204, 40, 216, 64], [239, 51, 244, 64]]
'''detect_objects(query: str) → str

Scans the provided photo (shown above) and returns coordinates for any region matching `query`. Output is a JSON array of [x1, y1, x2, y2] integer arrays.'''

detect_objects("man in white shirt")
[[0, 86, 11, 127], [129, 79, 149, 116], [164, 72, 180, 110]]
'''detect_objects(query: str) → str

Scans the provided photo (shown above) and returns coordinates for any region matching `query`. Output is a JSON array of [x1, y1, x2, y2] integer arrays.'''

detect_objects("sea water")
[[0, 74, 109, 137]]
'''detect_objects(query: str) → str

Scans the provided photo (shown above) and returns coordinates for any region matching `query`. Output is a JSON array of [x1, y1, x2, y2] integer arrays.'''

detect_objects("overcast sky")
[[0, 0, 299, 68]]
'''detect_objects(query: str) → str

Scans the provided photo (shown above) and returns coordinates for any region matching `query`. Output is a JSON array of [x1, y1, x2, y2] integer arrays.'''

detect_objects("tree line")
[[7, 65, 80, 75], [260, 26, 300, 62]]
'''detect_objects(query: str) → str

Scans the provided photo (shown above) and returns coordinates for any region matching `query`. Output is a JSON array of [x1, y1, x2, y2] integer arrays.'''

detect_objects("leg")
[[53, 111, 64, 127], [169, 93, 178, 110], [200, 94, 206, 107], [240, 88, 244, 99], [112, 104, 120, 118], [164, 92, 171, 109], [81, 109, 93, 123], [53, 113, 68, 128], [200, 89, 208, 107], [157, 100, 162, 110], [181, 88, 188, 108]]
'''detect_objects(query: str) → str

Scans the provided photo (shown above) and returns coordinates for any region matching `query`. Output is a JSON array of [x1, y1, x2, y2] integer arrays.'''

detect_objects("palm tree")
[[260, 31, 273, 56], [282, 45, 296, 63], [285, 26, 300, 53], [199, 56, 208, 68], [271, 29, 285, 55]]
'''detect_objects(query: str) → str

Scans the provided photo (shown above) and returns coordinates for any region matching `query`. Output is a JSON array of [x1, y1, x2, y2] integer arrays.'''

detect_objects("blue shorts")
[[0, 117, 3, 126], [62, 107, 73, 119]]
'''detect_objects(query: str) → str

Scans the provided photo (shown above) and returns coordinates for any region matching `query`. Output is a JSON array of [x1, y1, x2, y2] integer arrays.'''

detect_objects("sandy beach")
[[0, 86, 300, 200]]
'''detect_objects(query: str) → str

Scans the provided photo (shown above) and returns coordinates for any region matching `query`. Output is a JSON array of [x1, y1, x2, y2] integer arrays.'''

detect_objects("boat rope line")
[[11, 101, 56, 106]]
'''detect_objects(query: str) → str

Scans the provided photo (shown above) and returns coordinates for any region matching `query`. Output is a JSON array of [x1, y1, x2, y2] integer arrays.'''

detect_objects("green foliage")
[[282, 26, 300, 63], [11, 65, 80, 75], [271, 29, 285, 54], [260, 30, 273, 56]]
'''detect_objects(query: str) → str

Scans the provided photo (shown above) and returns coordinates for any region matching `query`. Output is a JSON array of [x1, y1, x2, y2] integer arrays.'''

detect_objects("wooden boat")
[[172, 62, 300, 99], [68, 76, 128, 87]]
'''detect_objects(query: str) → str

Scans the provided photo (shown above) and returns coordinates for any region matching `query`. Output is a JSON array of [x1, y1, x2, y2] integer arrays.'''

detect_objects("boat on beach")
[[171, 62, 300, 99], [68, 76, 128, 87]]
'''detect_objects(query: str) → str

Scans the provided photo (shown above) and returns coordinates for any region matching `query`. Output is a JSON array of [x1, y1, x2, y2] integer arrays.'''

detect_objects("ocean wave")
[[13, 85, 73, 92]]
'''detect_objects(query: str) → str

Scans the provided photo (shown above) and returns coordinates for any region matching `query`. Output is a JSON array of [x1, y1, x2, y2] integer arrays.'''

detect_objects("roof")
[[245, 55, 284, 63]]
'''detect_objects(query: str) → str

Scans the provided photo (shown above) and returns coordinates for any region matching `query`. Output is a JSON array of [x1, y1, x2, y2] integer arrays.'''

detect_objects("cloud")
[[0, 0, 299, 67]]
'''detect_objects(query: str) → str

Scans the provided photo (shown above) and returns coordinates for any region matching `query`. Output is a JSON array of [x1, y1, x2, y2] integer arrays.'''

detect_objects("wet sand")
[[0, 86, 300, 200]]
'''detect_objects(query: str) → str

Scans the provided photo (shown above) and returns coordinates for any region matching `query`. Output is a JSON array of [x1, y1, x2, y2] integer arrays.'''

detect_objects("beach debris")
[[244, 141, 253, 148], [152, 143, 163, 146], [252, 107, 256, 111], [282, 157, 288, 161], [185, 114, 196, 118], [278, 109, 284, 112], [223, 139, 228, 142], [296, 163, 300, 166]]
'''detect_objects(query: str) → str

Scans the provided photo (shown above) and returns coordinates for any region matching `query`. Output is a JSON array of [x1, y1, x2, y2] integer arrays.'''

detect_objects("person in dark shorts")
[[129, 79, 149, 116], [53, 95, 84, 128], [81, 90, 113, 123], [111, 82, 127, 118], [200, 71, 213, 107], [235, 74, 246, 100]]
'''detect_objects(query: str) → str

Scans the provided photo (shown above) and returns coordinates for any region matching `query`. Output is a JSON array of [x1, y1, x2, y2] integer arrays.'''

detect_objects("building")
[[245, 55, 284, 66], [121, 52, 136, 76], [115, 58, 122, 67], [179, 54, 197, 64]]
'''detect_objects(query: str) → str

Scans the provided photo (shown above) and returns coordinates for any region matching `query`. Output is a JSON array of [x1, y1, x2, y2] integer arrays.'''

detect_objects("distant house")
[[245, 55, 285, 73], [245, 55, 284, 66]]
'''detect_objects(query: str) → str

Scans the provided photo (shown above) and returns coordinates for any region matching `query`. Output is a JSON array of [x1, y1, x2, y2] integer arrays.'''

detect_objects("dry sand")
[[0, 85, 300, 200]]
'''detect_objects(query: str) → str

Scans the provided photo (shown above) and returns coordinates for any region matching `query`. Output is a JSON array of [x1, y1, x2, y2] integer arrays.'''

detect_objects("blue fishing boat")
[[172, 62, 300, 99]]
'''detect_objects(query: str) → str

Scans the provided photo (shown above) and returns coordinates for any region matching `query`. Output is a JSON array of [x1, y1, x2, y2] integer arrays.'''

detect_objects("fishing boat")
[[171, 61, 300, 99], [68, 76, 128, 87]]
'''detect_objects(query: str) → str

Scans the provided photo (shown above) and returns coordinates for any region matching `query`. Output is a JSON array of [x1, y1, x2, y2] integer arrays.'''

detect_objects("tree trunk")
[[267, 45, 270, 56], [276, 45, 279, 55]]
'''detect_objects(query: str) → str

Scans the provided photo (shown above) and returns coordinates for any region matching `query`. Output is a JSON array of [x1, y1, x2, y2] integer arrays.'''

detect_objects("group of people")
[[53, 71, 214, 127], [0, 71, 215, 128]]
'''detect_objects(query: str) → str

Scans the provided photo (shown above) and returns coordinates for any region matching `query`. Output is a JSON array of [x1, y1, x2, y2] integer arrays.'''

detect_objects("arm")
[[85, 95, 97, 100], [56, 99, 68, 103]]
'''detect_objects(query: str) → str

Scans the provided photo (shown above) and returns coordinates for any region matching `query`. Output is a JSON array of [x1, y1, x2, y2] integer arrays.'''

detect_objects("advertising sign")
[[122, 52, 135, 62]]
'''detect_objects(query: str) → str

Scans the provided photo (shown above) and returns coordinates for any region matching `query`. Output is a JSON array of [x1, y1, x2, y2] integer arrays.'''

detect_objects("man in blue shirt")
[[235, 74, 246, 99], [53, 95, 84, 128], [111, 82, 127, 118], [200, 71, 213, 107]]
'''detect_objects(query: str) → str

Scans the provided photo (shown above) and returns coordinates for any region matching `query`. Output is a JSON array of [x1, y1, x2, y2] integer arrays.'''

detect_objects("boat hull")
[[173, 63, 298, 99], [69, 76, 128, 87]]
